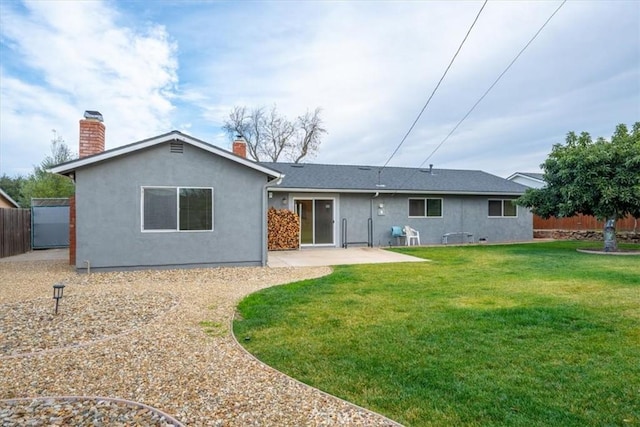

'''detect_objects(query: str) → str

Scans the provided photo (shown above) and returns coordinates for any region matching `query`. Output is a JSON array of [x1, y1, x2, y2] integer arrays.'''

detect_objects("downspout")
[[262, 174, 284, 266], [370, 192, 379, 217], [370, 192, 379, 247]]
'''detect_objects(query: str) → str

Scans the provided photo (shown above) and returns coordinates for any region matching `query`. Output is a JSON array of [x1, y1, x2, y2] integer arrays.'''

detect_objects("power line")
[[379, 0, 488, 171], [396, 0, 567, 191]]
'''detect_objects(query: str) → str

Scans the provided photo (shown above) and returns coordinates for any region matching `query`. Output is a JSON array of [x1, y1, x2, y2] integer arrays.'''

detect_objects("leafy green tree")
[[20, 132, 76, 208], [0, 174, 27, 206], [517, 122, 640, 252]]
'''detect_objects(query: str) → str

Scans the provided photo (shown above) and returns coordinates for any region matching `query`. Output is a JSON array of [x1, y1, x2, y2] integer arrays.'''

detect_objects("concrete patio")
[[267, 246, 427, 267], [2, 247, 427, 268]]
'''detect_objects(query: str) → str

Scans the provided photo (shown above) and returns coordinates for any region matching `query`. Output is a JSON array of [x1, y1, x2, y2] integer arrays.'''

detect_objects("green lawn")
[[233, 241, 640, 426]]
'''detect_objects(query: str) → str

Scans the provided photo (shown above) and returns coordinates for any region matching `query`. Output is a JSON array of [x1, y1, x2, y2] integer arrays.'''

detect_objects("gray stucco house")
[[51, 112, 531, 271], [51, 116, 282, 272], [264, 163, 532, 248]]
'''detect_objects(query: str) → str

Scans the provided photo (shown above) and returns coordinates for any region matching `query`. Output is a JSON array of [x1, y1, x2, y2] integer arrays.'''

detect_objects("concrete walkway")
[[1, 247, 426, 268], [268, 246, 426, 267], [0, 248, 69, 263]]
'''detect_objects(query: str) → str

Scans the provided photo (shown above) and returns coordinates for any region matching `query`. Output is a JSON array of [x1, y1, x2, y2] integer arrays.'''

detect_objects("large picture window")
[[409, 198, 443, 217], [488, 199, 517, 217], [142, 187, 213, 231]]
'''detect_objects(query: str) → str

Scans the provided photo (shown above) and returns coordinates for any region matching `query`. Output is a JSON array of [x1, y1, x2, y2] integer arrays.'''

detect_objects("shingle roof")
[[262, 163, 529, 195]]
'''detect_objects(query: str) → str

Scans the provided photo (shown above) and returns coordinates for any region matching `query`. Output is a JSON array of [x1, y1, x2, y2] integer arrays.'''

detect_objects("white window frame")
[[141, 186, 214, 232], [488, 199, 517, 218], [408, 197, 443, 218]]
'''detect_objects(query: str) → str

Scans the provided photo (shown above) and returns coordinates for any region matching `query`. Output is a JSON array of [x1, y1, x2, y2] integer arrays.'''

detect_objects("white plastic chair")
[[404, 225, 420, 246]]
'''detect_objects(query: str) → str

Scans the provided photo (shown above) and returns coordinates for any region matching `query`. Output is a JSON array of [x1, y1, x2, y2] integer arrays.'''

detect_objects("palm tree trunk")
[[603, 217, 617, 252]]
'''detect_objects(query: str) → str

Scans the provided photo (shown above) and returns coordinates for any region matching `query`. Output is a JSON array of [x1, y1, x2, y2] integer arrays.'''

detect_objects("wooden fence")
[[0, 208, 31, 258], [534, 214, 638, 232]]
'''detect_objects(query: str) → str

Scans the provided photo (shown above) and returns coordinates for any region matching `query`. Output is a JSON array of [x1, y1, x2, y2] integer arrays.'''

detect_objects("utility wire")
[[395, 0, 567, 191], [379, 0, 488, 171]]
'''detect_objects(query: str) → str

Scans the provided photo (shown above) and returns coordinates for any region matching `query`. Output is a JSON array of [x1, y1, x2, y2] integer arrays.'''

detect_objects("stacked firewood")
[[267, 207, 300, 250]]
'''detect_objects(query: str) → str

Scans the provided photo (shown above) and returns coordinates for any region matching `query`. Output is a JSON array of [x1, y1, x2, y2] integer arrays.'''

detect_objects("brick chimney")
[[232, 135, 247, 158], [79, 110, 105, 158], [71, 110, 105, 267]]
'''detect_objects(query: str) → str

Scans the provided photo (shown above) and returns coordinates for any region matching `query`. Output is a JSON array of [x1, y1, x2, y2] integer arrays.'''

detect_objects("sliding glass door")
[[295, 198, 334, 245]]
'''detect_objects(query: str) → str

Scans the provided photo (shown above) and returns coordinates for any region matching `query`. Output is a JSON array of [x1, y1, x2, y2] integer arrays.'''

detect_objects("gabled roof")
[[506, 172, 544, 183], [263, 163, 529, 195], [0, 188, 20, 208], [49, 130, 283, 179]]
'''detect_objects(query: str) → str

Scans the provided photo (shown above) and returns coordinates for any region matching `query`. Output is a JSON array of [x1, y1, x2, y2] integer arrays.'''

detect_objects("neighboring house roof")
[[506, 172, 545, 189], [49, 130, 283, 179], [263, 163, 529, 195], [0, 188, 20, 208], [506, 172, 544, 183], [32, 198, 71, 207]]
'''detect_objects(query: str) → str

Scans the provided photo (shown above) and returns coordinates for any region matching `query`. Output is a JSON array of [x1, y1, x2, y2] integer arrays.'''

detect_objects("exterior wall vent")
[[170, 141, 184, 154]]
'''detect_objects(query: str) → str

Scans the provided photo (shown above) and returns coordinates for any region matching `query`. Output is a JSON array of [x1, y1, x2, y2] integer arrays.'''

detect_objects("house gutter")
[[267, 188, 526, 196], [370, 192, 380, 246]]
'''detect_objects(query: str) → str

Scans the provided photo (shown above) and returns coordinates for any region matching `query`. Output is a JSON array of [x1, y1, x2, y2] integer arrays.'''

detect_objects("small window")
[[409, 198, 442, 217], [488, 200, 502, 217], [488, 199, 517, 217], [409, 199, 425, 217], [179, 188, 213, 230], [503, 200, 517, 217], [142, 187, 213, 231], [427, 199, 442, 217], [144, 188, 177, 230]]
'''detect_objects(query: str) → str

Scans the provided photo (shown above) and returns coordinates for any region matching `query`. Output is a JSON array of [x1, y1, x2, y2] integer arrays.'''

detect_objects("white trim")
[[506, 172, 545, 189], [0, 188, 20, 208], [141, 186, 214, 232], [49, 131, 283, 179], [506, 172, 544, 183]]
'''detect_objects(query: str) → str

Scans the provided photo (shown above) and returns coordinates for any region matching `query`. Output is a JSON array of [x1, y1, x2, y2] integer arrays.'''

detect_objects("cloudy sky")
[[1, 0, 638, 178]]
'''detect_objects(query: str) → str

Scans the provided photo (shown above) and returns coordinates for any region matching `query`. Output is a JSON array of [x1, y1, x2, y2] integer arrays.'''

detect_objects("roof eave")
[[0, 188, 20, 207], [267, 187, 525, 196], [506, 172, 544, 183]]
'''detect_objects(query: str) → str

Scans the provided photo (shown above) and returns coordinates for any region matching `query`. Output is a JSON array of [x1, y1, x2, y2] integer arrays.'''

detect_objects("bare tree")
[[223, 105, 326, 163]]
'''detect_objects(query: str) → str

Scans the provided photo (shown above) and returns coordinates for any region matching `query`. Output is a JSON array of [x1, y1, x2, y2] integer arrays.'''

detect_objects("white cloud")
[[173, 1, 580, 168], [1, 0, 637, 179], [0, 0, 178, 175]]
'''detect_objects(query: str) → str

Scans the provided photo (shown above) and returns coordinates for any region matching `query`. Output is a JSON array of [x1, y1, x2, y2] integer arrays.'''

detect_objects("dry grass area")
[[0, 259, 400, 426]]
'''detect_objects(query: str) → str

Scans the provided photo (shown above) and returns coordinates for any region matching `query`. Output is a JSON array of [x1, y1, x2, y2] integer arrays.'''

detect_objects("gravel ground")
[[0, 260, 402, 426], [1, 397, 184, 426]]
